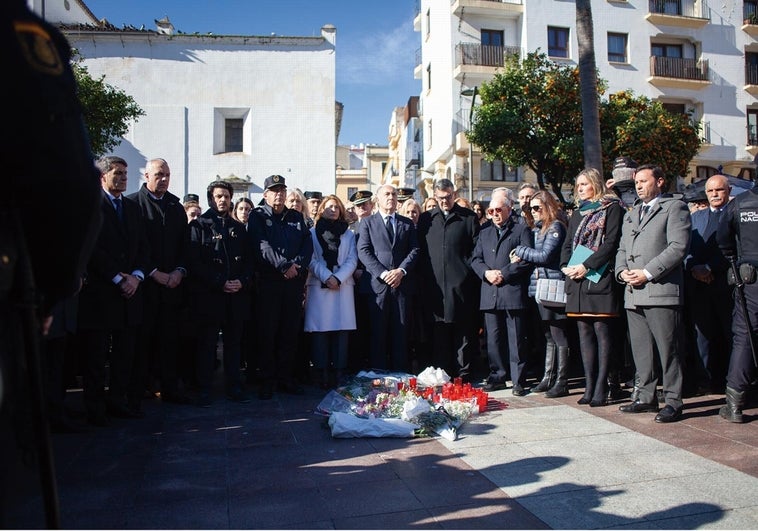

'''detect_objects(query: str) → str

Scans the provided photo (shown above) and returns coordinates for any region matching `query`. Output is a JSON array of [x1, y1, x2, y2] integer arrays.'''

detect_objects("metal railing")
[[649, 0, 705, 18], [415, 47, 422, 69], [745, 2, 758, 22], [699, 120, 711, 143], [747, 63, 758, 85], [649, 56, 709, 81], [405, 141, 423, 167], [455, 42, 520, 68]]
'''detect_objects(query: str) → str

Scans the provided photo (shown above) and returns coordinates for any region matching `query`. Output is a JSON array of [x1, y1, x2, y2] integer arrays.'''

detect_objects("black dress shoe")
[[654, 405, 682, 423], [483, 380, 507, 392], [619, 400, 659, 413], [511, 385, 527, 397], [577, 395, 591, 405], [589, 398, 608, 407]]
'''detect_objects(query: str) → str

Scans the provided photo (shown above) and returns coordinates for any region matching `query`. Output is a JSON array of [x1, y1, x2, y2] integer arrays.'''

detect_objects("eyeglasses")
[[530, 205, 542, 212], [487, 207, 504, 215]]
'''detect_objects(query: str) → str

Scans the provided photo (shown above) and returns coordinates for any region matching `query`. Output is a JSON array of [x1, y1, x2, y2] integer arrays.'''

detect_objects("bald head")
[[704, 174, 731, 210]]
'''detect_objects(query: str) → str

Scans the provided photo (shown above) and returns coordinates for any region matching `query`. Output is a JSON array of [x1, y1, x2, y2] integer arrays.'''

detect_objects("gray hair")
[[491, 186, 515, 207]]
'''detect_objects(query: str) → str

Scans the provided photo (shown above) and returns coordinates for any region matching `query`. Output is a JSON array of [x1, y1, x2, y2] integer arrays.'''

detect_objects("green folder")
[[568, 244, 607, 283]]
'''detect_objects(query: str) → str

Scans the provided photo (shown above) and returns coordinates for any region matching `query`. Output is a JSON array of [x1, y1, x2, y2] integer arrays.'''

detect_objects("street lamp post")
[[461, 87, 478, 203]]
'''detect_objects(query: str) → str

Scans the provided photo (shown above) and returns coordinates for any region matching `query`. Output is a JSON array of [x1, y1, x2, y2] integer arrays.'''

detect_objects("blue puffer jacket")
[[513, 220, 567, 297]]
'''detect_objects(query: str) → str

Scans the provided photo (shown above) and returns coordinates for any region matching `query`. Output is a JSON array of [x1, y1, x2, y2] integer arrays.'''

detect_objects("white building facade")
[[415, 0, 758, 200], [52, 2, 336, 205]]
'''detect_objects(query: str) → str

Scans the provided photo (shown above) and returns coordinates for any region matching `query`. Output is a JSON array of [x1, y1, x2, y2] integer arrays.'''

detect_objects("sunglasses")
[[487, 207, 504, 214], [530, 205, 542, 212]]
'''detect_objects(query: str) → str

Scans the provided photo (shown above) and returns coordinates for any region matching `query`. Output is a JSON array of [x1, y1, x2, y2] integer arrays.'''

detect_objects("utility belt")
[[727, 262, 758, 286]]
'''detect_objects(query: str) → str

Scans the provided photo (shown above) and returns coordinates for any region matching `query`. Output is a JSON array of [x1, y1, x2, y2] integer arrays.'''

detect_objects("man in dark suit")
[[77, 156, 150, 425], [416, 178, 480, 381], [128, 158, 190, 404], [357, 184, 420, 371], [616, 164, 691, 423], [683, 174, 732, 394], [471, 193, 534, 395]]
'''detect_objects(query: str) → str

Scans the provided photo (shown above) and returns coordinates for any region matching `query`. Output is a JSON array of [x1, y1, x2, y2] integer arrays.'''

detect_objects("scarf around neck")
[[572, 194, 620, 252], [315, 217, 348, 270]]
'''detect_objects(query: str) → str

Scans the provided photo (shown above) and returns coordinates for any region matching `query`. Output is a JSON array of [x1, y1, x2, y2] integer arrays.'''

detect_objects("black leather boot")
[[533, 339, 556, 393], [607, 370, 623, 401], [719, 386, 745, 423], [545, 347, 570, 398]]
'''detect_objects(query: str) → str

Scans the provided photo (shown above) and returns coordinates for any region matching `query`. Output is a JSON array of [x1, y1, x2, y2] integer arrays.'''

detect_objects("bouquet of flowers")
[[318, 370, 484, 441]]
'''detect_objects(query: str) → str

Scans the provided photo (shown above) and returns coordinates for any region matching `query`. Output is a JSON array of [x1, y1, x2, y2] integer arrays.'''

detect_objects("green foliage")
[[601, 91, 702, 185], [72, 53, 144, 157], [467, 51, 592, 201], [467, 51, 701, 201]]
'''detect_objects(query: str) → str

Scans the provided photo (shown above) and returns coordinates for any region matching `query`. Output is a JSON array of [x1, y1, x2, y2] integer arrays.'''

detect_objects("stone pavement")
[[11, 374, 758, 529]]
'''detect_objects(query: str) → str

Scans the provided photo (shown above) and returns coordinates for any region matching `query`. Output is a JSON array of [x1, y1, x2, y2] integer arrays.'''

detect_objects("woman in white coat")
[[304, 195, 358, 388]]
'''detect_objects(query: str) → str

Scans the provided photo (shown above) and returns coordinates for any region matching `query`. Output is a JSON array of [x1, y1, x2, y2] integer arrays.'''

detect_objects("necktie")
[[385, 215, 395, 244], [640, 204, 650, 222], [113, 196, 123, 221]]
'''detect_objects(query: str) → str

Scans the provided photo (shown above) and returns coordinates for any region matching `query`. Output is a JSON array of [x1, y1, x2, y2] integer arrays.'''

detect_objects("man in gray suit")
[[615, 164, 691, 423]]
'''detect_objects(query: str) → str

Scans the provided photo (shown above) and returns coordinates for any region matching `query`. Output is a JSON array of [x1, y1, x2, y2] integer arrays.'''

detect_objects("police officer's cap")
[[613, 156, 638, 170], [683, 189, 707, 203], [183, 193, 199, 204], [304, 191, 323, 200], [263, 174, 286, 190], [397, 187, 415, 202], [350, 190, 373, 206]]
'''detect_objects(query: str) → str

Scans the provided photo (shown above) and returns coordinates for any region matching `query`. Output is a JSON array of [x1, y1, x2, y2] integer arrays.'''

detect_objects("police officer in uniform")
[[186, 180, 253, 406], [2, 1, 102, 526], [249, 175, 313, 399], [716, 184, 758, 423]]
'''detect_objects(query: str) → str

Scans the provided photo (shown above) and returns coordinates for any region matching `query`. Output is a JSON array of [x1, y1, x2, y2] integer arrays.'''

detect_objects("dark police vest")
[[733, 189, 758, 266]]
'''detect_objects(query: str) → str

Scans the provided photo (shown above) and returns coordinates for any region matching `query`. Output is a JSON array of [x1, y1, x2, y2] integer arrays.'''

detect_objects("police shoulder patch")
[[15, 20, 64, 76]]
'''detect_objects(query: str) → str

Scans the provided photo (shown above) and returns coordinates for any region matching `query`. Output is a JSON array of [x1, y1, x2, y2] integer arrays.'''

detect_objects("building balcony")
[[453, 42, 520, 81], [414, 0, 421, 31], [743, 4, 758, 36], [745, 64, 758, 95], [406, 141, 423, 168], [451, 0, 523, 18], [699, 120, 711, 144], [646, 0, 710, 29], [647, 56, 710, 89]]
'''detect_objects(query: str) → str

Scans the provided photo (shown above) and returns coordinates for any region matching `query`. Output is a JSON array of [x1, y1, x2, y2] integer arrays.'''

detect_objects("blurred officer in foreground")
[[2, 0, 102, 526], [717, 184, 758, 423]]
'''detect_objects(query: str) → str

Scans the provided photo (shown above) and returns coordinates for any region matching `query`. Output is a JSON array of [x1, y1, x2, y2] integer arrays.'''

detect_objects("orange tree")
[[467, 51, 589, 203], [601, 90, 702, 188], [468, 52, 702, 201]]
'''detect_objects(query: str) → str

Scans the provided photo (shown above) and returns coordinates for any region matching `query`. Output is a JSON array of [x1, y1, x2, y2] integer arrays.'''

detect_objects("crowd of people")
[[42, 155, 758, 433]]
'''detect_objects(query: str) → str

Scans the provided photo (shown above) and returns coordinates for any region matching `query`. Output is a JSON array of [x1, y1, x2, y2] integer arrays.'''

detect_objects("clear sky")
[[84, 0, 421, 148]]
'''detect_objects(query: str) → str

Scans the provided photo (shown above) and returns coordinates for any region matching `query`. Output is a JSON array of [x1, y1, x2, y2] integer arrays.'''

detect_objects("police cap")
[[263, 174, 286, 191], [349, 190, 373, 206], [183, 193, 199, 204], [397, 187, 415, 202], [304, 191, 323, 200]]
